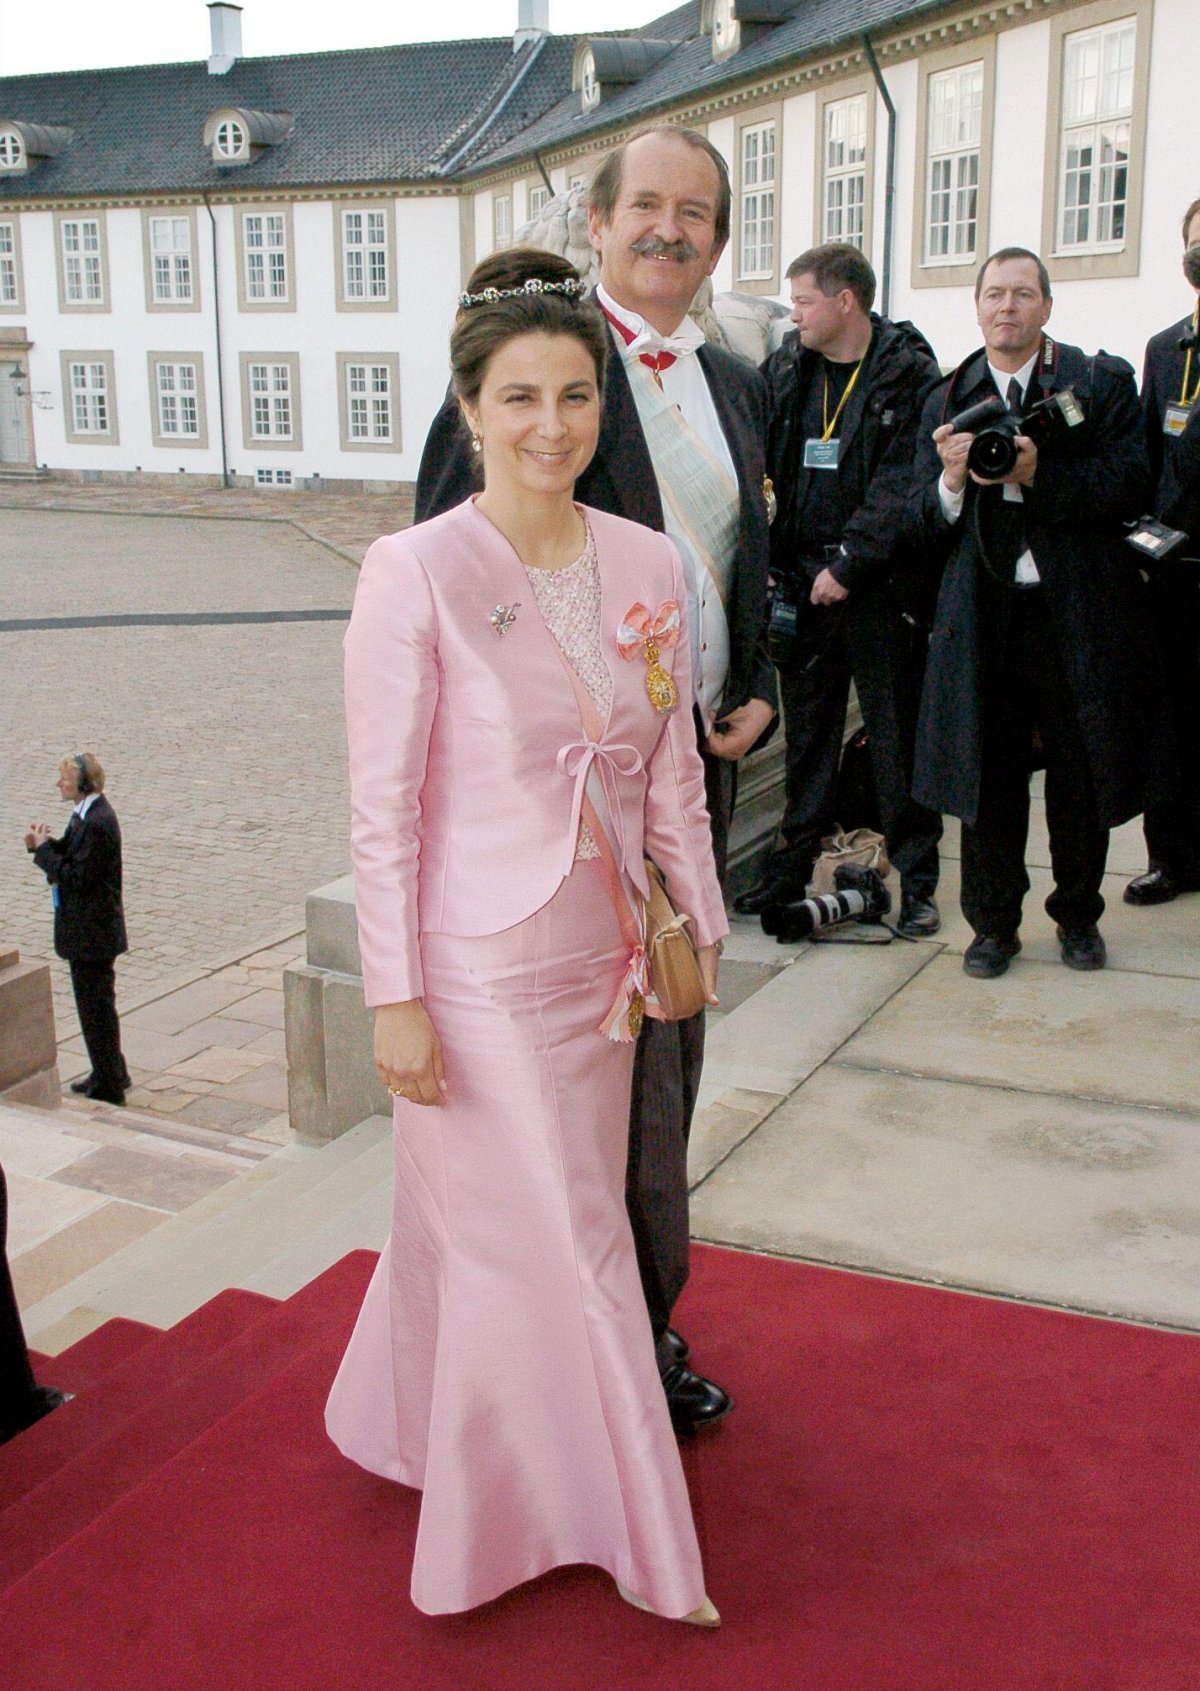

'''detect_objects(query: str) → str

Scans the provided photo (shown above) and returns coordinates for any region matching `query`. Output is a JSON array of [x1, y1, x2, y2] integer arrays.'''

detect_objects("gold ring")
[[387, 1085, 407, 1097]]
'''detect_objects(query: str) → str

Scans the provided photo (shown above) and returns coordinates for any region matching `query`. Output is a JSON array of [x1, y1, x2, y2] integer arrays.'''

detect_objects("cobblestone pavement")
[[2, 503, 378, 1047]]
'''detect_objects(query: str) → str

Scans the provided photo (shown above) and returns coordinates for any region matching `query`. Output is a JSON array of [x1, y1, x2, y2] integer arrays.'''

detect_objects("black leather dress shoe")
[[963, 933, 1021, 978], [896, 895, 941, 938], [69, 1073, 96, 1094], [662, 1364, 732, 1435], [83, 1080, 127, 1106], [660, 1328, 690, 1367], [1057, 924, 1107, 970], [1123, 868, 1178, 906], [733, 876, 805, 917]]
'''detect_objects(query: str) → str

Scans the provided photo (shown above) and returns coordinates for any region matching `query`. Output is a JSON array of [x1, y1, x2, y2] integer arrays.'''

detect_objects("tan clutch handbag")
[[643, 859, 709, 1022]]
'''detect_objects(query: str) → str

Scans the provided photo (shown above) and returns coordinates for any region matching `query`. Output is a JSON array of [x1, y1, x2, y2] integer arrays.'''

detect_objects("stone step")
[[21, 1115, 391, 1344]]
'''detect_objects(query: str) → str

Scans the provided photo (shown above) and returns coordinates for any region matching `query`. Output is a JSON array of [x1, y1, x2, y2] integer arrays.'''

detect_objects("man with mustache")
[[1124, 195, 1200, 906], [416, 127, 775, 1434]]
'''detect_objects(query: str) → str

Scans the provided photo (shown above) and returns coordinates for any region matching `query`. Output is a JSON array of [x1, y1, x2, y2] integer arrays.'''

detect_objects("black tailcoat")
[[31, 794, 128, 962], [909, 341, 1162, 829], [415, 340, 777, 738]]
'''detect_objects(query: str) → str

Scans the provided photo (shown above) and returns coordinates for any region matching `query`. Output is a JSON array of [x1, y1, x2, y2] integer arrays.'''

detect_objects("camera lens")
[[967, 426, 1018, 480]]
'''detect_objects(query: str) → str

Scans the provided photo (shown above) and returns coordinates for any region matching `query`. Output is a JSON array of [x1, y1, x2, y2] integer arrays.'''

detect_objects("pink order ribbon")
[[556, 738, 644, 878], [616, 600, 682, 658]]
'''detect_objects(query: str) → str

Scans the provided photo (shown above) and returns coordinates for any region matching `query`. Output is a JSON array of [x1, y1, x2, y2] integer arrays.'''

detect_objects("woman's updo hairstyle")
[[450, 247, 607, 408]]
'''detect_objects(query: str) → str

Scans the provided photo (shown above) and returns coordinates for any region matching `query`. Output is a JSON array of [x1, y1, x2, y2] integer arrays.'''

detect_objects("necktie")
[[599, 305, 678, 385], [1007, 376, 1024, 414]]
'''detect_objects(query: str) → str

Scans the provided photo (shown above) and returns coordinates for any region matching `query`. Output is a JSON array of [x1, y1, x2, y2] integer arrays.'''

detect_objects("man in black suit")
[[416, 126, 776, 1433], [1125, 195, 1200, 906], [25, 752, 130, 1105], [910, 248, 1157, 979]]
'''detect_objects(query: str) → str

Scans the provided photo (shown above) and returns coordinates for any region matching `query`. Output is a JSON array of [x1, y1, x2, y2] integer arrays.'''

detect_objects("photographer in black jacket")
[[738, 243, 943, 935], [25, 752, 129, 1106], [1125, 195, 1200, 906]]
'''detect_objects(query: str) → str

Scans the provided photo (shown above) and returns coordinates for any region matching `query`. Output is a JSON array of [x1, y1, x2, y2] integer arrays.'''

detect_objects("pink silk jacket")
[[344, 499, 729, 1008]]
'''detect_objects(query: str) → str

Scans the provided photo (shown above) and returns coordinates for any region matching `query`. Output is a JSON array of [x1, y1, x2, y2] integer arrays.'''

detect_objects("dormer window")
[[704, 0, 795, 62], [215, 118, 247, 160], [203, 108, 294, 168], [580, 51, 599, 113], [0, 130, 25, 171], [712, 0, 740, 60]]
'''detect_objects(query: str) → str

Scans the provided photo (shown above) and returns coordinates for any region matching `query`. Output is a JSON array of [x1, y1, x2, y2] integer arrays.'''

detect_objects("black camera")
[[948, 388, 1085, 480]]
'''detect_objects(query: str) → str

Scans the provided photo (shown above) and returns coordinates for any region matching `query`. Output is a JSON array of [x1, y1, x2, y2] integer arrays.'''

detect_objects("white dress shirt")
[[938, 350, 1041, 584], [595, 283, 738, 724], [73, 791, 100, 822]]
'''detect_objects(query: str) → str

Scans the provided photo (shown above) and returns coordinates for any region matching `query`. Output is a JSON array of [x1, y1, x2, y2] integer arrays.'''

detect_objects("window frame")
[[234, 205, 297, 314], [910, 37, 996, 292], [333, 201, 396, 313], [814, 76, 876, 257], [239, 350, 303, 452], [0, 214, 25, 313], [526, 181, 551, 222], [734, 104, 782, 294], [142, 208, 201, 313], [60, 349, 119, 444], [0, 129, 25, 172], [1041, 0, 1151, 284], [55, 210, 111, 313], [336, 351, 402, 454], [493, 192, 513, 250], [147, 351, 209, 450]]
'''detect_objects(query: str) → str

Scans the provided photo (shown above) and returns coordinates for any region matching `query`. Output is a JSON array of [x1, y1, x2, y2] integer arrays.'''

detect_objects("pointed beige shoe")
[[617, 1583, 721, 1628]]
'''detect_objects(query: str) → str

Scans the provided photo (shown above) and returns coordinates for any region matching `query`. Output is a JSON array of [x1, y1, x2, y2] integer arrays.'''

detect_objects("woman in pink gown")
[[325, 249, 729, 1624]]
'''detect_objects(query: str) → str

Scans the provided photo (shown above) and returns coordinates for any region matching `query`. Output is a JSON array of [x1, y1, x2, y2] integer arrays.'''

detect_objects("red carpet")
[[3, 1245, 1198, 1690]]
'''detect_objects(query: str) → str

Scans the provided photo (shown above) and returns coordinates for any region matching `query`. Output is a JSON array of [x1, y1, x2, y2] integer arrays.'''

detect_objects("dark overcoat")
[[31, 794, 128, 961], [1142, 315, 1200, 541], [415, 338, 777, 744], [909, 339, 1162, 829]]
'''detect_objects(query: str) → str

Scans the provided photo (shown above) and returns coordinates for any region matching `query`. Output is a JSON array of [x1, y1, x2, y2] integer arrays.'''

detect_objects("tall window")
[[156, 362, 199, 437], [243, 213, 288, 302], [0, 222, 17, 304], [528, 184, 550, 219], [342, 210, 389, 301], [823, 96, 867, 248], [249, 361, 293, 439], [149, 216, 193, 303], [1059, 16, 1135, 249], [494, 194, 513, 249], [70, 360, 110, 433], [739, 120, 776, 279], [62, 218, 104, 304], [346, 362, 394, 444], [925, 63, 983, 263]]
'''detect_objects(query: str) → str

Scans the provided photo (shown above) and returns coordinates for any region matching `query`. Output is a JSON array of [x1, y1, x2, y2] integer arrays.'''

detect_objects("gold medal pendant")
[[628, 992, 646, 1039], [642, 640, 678, 716]]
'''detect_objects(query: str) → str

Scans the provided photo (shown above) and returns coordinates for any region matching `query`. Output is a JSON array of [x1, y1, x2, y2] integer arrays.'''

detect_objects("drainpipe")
[[533, 151, 554, 196], [862, 33, 896, 319], [202, 193, 231, 488]]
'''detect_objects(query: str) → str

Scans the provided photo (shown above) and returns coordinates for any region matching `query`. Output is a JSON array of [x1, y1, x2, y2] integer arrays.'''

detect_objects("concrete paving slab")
[[116, 1024, 215, 1071], [838, 952, 1200, 1114], [11, 1200, 166, 1306], [0, 1107, 98, 1180], [700, 939, 938, 1099], [6, 1171, 108, 1255], [124, 976, 262, 1035], [689, 1063, 1200, 1330]]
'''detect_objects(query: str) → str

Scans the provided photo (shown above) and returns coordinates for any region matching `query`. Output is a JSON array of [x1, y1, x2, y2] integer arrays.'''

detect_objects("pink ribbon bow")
[[616, 600, 682, 658], [556, 738, 645, 878]]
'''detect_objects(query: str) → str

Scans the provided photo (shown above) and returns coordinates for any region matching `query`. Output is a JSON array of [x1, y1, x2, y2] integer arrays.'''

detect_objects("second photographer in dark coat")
[[741, 243, 944, 933], [25, 752, 129, 1105], [910, 248, 1159, 978], [1125, 194, 1200, 906]]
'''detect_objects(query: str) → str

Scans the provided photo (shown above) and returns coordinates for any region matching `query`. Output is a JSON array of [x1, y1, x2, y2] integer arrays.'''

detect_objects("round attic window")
[[713, 0, 740, 55], [215, 118, 247, 159], [0, 130, 25, 169], [580, 51, 599, 112]]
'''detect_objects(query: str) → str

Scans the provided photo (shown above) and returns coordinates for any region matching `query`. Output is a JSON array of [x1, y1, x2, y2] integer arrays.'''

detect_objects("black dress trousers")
[[960, 588, 1110, 937], [1140, 563, 1200, 883], [625, 713, 733, 1343], [69, 957, 125, 1093]]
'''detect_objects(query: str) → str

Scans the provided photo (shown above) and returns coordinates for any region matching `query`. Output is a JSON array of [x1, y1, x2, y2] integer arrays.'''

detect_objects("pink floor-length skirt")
[[325, 859, 706, 1617]]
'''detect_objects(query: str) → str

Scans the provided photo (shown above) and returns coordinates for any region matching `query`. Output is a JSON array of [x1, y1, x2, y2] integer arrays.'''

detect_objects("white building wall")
[[706, 114, 736, 296], [779, 87, 817, 280]]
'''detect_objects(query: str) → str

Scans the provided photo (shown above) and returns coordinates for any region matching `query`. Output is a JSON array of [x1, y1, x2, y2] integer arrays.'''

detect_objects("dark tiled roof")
[[0, 34, 576, 199], [472, 0, 959, 173]]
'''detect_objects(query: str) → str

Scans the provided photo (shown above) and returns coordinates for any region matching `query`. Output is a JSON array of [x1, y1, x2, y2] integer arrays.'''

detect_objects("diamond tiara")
[[458, 276, 587, 309]]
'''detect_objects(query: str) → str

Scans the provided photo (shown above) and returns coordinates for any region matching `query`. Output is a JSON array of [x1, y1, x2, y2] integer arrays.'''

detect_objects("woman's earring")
[[471, 435, 482, 454]]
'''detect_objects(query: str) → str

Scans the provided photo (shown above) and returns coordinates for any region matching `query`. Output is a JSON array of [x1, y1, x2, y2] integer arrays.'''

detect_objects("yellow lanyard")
[[1181, 309, 1200, 407], [822, 358, 864, 442]]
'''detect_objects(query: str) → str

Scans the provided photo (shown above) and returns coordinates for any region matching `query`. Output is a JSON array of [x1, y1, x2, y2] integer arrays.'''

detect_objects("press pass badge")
[[804, 438, 840, 470], [1164, 403, 1192, 438]]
